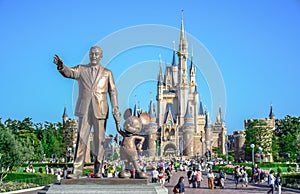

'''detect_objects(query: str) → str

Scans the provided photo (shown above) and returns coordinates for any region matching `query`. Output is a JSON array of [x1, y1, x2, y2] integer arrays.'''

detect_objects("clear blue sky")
[[1, 0, 300, 135]]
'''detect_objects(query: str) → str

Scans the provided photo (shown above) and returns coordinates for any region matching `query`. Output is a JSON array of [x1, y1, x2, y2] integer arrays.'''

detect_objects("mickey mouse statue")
[[117, 108, 150, 179]]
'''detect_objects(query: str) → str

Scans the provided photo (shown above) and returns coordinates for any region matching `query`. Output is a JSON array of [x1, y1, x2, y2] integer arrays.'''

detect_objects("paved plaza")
[[14, 170, 300, 194], [165, 171, 300, 194]]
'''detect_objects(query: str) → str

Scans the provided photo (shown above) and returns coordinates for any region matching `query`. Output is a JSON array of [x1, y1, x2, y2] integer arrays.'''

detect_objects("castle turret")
[[171, 48, 178, 86], [204, 109, 212, 159], [62, 105, 68, 127], [216, 106, 223, 124], [189, 51, 197, 94], [198, 97, 204, 115], [269, 104, 275, 119], [182, 101, 195, 157], [145, 100, 158, 157]]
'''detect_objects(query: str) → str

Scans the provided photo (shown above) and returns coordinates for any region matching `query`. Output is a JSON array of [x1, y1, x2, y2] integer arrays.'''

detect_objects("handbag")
[[173, 185, 179, 193]]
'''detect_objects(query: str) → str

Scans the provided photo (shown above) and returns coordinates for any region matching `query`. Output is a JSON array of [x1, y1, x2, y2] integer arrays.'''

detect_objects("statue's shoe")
[[136, 171, 148, 179], [67, 173, 82, 179], [118, 170, 131, 178], [94, 173, 103, 178]]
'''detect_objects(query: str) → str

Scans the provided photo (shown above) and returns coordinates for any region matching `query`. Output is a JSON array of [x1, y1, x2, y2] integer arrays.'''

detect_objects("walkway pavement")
[[9, 171, 300, 194], [164, 171, 300, 194]]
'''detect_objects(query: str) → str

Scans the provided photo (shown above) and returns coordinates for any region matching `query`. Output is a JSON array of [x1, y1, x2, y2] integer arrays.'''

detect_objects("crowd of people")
[[23, 159, 285, 194]]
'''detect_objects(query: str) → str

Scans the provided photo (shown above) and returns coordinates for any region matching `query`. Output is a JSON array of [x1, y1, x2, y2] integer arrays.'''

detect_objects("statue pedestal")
[[38, 178, 168, 194]]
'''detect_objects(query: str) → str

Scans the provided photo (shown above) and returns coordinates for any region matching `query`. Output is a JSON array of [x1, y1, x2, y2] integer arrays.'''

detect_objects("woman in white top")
[[267, 170, 275, 194], [207, 169, 215, 189]]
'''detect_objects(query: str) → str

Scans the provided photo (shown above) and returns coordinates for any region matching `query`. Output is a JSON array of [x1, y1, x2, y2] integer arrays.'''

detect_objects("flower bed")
[[0, 182, 39, 192]]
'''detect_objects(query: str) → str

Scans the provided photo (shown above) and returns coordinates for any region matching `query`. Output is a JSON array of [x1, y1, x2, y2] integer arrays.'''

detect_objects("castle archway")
[[163, 143, 177, 157]]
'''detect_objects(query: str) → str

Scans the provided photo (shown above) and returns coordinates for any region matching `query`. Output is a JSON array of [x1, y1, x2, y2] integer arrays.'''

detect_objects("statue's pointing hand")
[[53, 54, 64, 69]]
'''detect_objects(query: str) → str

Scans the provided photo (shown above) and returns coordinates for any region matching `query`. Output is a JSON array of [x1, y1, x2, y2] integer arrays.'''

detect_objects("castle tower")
[[177, 11, 189, 126], [157, 58, 165, 127], [62, 105, 68, 127], [171, 48, 178, 86], [269, 104, 275, 120], [216, 106, 222, 124], [189, 52, 197, 94], [204, 109, 212, 159], [145, 100, 158, 157], [182, 101, 195, 156]]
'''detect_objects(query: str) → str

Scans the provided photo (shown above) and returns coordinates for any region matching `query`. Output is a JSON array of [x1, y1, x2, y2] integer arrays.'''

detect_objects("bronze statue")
[[117, 109, 150, 179], [53, 46, 121, 179]]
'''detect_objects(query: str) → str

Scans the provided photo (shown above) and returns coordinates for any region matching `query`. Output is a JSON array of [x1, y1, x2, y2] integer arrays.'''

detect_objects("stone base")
[[38, 178, 167, 194], [61, 178, 148, 185]]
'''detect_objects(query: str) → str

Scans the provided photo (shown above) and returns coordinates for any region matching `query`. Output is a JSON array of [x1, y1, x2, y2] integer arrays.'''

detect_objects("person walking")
[[158, 168, 165, 184], [233, 166, 241, 189], [267, 170, 275, 194], [275, 172, 282, 194], [165, 166, 172, 183], [241, 166, 248, 187], [219, 168, 226, 189], [187, 167, 193, 187], [151, 167, 159, 183], [196, 168, 203, 188], [207, 169, 215, 189], [63, 164, 68, 179], [173, 176, 185, 194], [191, 167, 197, 188]]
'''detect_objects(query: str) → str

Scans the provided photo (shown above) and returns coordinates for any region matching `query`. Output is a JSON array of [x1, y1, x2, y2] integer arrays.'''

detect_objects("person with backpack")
[[187, 167, 193, 187]]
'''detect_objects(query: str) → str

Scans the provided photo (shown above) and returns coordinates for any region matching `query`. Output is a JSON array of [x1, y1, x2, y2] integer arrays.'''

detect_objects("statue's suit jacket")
[[58, 64, 118, 119]]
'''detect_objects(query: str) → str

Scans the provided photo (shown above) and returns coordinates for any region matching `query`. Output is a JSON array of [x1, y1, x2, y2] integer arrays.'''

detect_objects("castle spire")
[[184, 101, 193, 119], [199, 97, 204, 115], [189, 47, 197, 93], [62, 105, 68, 126], [205, 109, 210, 129], [269, 103, 275, 119], [178, 10, 188, 57], [148, 99, 156, 119], [216, 106, 223, 123], [157, 55, 164, 86], [62, 105, 68, 118]]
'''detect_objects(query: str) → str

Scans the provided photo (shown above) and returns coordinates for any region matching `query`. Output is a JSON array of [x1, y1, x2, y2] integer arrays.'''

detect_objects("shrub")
[[287, 166, 292, 172], [277, 166, 283, 173], [246, 169, 252, 177]]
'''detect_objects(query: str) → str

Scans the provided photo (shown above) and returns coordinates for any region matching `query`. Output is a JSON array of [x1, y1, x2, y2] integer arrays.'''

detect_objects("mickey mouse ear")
[[123, 108, 132, 120], [139, 112, 150, 125]]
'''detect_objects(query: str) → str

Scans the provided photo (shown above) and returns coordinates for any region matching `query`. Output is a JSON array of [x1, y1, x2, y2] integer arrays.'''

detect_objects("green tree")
[[37, 122, 65, 159], [0, 120, 26, 181], [275, 116, 300, 161], [4, 118, 42, 161]]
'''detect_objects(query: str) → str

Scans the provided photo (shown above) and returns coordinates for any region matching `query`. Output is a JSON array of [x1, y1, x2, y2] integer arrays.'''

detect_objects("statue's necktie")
[[91, 67, 97, 82]]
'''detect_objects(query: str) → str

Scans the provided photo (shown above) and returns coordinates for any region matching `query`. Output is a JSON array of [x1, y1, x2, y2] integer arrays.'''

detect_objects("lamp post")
[[250, 144, 255, 165], [258, 147, 263, 164]]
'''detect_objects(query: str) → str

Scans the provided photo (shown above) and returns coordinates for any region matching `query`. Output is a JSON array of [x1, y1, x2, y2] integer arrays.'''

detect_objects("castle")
[[139, 13, 227, 160]]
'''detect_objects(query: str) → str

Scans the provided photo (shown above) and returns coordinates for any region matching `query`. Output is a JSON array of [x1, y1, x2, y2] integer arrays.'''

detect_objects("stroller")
[[214, 174, 225, 188]]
